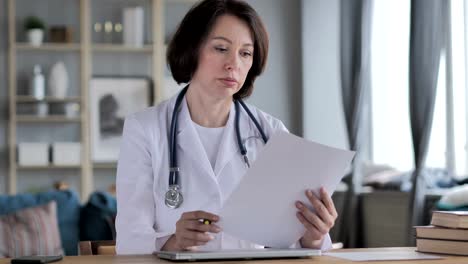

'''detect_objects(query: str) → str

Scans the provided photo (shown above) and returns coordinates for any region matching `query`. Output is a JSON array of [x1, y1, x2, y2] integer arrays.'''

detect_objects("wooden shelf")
[[17, 165, 81, 170], [168, 0, 199, 3], [93, 163, 117, 169], [16, 96, 81, 103], [92, 44, 153, 53], [16, 115, 81, 123], [16, 43, 81, 51]]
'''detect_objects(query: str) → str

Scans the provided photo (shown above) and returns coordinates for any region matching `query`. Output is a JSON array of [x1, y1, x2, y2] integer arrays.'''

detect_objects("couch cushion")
[[0, 201, 64, 258], [0, 190, 80, 255], [80, 191, 117, 241]]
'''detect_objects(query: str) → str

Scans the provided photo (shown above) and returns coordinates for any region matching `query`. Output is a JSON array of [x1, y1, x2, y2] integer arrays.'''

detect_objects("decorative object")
[[24, 16, 45, 46], [52, 142, 81, 166], [114, 22, 123, 43], [65, 102, 80, 118], [35, 102, 48, 117], [18, 142, 49, 166], [104, 21, 113, 43], [49, 26, 73, 43], [89, 77, 152, 162], [53, 181, 70, 191], [30, 65, 45, 99], [48, 61, 69, 99], [123, 7, 144, 47], [93, 22, 103, 43]]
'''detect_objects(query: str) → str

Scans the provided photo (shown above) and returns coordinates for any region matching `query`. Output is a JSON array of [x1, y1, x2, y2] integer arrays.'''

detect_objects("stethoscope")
[[165, 86, 268, 209]]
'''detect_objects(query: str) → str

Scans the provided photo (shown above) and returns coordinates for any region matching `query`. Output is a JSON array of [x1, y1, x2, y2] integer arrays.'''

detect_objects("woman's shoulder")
[[242, 102, 288, 132], [127, 99, 171, 124]]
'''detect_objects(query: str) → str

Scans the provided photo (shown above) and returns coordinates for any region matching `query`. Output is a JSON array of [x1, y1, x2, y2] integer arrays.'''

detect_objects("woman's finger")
[[305, 190, 334, 227], [296, 212, 323, 240], [181, 211, 220, 222], [296, 202, 329, 234], [183, 220, 222, 233], [177, 237, 207, 249], [320, 188, 338, 218], [181, 230, 214, 243]]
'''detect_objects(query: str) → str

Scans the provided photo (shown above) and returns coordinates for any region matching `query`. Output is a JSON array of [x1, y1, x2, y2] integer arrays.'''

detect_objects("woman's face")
[[191, 14, 254, 100]]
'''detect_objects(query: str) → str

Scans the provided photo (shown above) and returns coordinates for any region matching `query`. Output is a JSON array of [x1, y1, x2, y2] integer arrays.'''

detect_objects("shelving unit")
[[92, 44, 153, 53], [7, 0, 197, 200], [16, 96, 82, 103], [16, 43, 81, 51]]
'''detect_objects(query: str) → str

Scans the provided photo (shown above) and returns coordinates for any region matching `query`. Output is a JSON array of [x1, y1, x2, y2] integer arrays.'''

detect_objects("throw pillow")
[[0, 201, 64, 258]]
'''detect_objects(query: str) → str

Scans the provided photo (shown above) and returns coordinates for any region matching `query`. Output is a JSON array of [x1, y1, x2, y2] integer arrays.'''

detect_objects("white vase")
[[48, 61, 69, 99], [27, 29, 44, 46]]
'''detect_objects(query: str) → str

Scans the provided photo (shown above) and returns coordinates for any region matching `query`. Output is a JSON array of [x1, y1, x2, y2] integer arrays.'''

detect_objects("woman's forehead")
[[207, 15, 254, 45]]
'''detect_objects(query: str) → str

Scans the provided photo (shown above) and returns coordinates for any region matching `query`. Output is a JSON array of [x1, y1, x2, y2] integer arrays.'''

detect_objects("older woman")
[[115, 0, 337, 254]]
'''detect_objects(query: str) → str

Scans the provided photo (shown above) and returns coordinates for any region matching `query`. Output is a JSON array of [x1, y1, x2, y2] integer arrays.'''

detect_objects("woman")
[[116, 0, 337, 254]]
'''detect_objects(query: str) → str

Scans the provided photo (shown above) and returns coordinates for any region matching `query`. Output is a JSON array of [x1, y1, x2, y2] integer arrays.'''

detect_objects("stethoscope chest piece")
[[165, 185, 184, 209]]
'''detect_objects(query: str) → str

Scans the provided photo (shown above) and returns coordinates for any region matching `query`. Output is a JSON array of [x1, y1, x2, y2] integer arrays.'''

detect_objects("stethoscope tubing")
[[167, 85, 268, 192]]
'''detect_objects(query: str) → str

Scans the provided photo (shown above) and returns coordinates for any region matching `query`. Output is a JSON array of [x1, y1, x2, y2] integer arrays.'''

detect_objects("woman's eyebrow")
[[211, 36, 253, 47]]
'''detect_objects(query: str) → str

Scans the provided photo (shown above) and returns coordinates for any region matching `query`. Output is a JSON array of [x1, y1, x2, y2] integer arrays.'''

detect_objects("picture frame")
[[89, 76, 153, 163]]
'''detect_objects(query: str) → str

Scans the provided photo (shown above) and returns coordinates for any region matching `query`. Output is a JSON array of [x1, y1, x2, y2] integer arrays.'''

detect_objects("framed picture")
[[90, 76, 152, 163]]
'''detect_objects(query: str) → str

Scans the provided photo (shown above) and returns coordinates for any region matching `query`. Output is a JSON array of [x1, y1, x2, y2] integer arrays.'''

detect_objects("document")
[[324, 251, 442, 261], [218, 131, 355, 248]]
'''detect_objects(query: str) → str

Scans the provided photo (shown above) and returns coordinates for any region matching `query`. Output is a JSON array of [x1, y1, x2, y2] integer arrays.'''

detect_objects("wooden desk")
[[0, 248, 465, 263]]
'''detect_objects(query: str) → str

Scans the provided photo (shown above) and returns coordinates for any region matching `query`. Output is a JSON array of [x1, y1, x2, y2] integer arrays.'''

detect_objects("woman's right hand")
[[162, 210, 222, 251]]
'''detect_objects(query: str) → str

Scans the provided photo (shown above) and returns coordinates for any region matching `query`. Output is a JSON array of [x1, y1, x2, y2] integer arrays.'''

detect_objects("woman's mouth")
[[219, 78, 238, 87]]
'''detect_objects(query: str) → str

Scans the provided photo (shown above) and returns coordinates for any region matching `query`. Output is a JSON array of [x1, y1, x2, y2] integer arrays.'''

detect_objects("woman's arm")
[[115, 116, 172, 254]]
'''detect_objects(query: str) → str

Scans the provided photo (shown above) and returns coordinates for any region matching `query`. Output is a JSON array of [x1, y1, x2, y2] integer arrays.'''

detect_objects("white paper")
[[324, 251, 443, 261], [218, 131, 355, 248]]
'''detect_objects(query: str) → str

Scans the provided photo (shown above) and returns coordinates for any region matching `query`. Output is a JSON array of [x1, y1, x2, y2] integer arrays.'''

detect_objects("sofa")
[[0, 190, 116, 256]]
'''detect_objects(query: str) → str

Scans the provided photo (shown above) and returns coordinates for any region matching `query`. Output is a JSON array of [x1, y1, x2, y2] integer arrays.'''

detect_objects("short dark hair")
[[167, 0, 269, 99]]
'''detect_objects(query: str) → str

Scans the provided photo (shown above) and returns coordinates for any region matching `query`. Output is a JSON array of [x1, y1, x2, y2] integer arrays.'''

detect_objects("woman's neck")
[[185, 84, 232, 128]]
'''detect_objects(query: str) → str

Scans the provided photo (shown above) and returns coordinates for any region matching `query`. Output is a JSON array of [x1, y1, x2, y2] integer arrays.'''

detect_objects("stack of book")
[[415, 211, 468, 256]]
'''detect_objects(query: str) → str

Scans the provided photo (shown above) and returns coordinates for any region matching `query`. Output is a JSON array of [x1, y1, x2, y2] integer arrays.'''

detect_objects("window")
[[370, 0, 467, 179], [370, 0, 413, 171]]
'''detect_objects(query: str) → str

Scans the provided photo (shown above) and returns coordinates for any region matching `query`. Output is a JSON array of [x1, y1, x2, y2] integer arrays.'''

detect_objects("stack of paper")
[[219, 131, 355, 248]]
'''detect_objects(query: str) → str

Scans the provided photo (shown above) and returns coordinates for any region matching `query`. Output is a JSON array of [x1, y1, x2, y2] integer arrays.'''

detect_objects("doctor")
[[116, 0, 337, 254]]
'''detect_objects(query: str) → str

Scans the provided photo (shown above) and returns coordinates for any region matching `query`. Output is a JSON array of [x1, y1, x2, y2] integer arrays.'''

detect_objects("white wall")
[[301, 0, 348, 149], [248, 0, 303, 136]]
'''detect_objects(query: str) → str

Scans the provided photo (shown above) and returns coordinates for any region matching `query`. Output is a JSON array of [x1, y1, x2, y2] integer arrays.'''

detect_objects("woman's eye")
[[215, 47, 227, 52], [242, 51, 252, 57]]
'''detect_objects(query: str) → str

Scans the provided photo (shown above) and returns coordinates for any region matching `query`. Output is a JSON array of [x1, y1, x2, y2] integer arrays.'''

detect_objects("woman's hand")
[[296, 187, 337, 249], [162, 210, 222, 251]]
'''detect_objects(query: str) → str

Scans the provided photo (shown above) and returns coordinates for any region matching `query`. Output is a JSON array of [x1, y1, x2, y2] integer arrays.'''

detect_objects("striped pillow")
[[0, 201, 64, 258]]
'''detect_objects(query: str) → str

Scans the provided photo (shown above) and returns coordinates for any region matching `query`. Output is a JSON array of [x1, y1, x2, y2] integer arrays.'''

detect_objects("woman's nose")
[[224, 53, 240, 71]]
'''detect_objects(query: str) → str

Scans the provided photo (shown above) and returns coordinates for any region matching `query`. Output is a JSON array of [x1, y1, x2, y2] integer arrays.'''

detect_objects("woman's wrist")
[[299, 235, 324, 249], [161, 234, 181, 251]]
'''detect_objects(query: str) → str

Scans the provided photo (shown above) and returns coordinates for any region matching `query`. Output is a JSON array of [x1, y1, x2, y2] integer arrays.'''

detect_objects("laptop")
[[154, 248, 321, 261]]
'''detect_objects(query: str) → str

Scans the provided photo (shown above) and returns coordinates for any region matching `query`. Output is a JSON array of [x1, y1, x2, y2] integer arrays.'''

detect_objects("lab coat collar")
[[173, 95, 253, 179]]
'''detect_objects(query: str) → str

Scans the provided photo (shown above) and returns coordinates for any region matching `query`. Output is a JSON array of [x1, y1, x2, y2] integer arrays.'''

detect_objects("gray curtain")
[[339, 0, 372, 248], [407, 0, 448, 245]]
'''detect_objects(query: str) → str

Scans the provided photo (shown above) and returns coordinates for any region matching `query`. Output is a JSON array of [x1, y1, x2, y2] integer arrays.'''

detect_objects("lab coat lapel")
[[176, 97, 215, 179], [213, 102, 251, 176]]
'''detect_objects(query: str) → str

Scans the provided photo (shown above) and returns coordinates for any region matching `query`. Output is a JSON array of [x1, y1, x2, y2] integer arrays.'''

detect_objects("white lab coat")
[[115, 93, 332, 254]]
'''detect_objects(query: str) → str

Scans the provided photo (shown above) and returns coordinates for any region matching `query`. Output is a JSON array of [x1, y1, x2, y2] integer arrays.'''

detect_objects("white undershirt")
[[192, 121, 225, 171]]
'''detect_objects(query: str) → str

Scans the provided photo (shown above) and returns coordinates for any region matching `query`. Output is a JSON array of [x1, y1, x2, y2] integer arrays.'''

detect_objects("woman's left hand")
[[295, 187, 338, 249]]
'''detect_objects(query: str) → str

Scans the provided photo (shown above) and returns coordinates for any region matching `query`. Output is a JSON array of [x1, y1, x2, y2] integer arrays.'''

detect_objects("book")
[[430, 211, 468, 229], [415, 225, 468, 241], [417, 238, 468, 256]]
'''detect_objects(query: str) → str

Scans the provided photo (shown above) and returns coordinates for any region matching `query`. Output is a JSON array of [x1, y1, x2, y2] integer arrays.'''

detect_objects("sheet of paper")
[[324, 251, 443, 261], [218, 131, 355, 248]]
